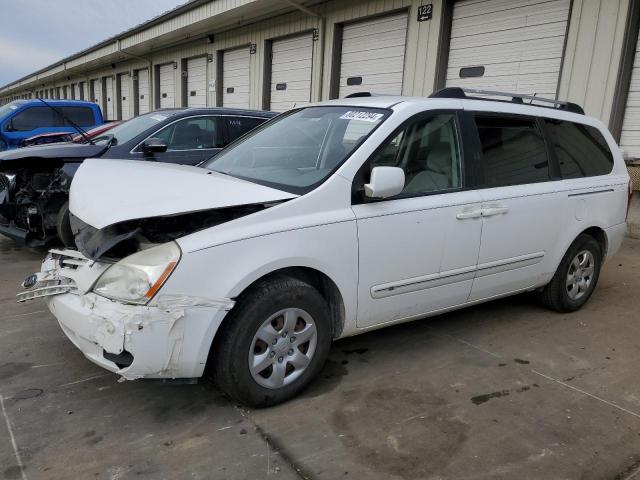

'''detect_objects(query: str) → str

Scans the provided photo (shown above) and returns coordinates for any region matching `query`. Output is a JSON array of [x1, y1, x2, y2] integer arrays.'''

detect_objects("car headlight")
[[93, 242, 181, 305]]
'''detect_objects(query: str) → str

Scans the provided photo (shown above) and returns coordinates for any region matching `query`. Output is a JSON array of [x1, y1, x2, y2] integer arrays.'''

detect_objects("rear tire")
[[541, 234, 602, 312], [211, 276, 333, 407], [56, 201, 75, 248]]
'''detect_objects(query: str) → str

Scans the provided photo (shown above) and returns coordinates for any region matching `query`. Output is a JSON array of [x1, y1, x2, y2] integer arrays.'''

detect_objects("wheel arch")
[[216, 265, 347, 345]]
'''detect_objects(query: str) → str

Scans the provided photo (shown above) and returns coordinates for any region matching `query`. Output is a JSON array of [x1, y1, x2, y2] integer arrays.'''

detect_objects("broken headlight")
[[93, 241, 181, 305]]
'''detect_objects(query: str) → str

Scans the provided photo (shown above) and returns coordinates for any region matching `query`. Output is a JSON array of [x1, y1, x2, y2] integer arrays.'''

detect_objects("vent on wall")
[[347, 76, 363, 86]]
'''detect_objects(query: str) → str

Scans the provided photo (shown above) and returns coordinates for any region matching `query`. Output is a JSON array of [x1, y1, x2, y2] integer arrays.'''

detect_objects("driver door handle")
[[456, 207, 483, 220], [482, 204, 510, 217]]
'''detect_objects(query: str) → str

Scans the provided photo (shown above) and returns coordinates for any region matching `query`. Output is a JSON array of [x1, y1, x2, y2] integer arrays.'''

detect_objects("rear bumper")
[[605, 222, 627, 261], [46, 292, 232, 379]]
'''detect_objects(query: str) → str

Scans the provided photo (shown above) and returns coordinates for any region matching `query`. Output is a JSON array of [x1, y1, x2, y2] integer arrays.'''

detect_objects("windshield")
[[94, 111, 177, 146], [203, 106, 389, 193], [0, 101, 22, 119]]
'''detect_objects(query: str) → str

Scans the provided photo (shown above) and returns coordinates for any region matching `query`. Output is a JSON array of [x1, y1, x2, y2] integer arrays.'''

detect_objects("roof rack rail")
[[344, 92, 394, 98], [429, 87, 585, 115]]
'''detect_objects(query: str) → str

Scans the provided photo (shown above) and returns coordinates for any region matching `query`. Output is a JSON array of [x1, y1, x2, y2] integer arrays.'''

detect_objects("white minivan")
[[19, 88, 632, 406]]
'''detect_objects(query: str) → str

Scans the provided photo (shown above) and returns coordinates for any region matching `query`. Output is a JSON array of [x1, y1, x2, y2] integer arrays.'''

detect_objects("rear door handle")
[[482, 204, 509, 217], [456, 207, 483, 220]]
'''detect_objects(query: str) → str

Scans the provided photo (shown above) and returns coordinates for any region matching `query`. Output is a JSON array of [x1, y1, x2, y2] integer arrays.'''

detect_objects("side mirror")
[[364, 166, 405, 199], [141, 137, 168, 154]]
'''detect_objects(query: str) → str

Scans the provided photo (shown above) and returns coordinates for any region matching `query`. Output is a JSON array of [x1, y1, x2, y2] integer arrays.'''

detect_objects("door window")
[[474, 115, 549, 187], [8, 107, 59, 131], [369, 114, 462, 196], [153, 116, 220, 151], [226, 116, 266, 142], [543, 119, 613, 178]]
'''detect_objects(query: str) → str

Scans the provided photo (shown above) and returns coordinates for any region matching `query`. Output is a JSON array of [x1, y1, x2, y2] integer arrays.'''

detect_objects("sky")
[[0, 0, 187, 87]]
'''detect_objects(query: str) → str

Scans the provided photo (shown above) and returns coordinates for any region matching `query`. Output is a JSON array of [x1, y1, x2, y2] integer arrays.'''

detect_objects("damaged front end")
[[71, 203, 273, 261], [18, 248, 235, 380], [0, 164, 74, 245]]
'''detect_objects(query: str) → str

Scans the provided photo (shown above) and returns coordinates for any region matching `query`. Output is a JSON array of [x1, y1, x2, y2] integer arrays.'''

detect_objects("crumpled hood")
[[0, 142, 107, 163], [70, 158, 297, 229]]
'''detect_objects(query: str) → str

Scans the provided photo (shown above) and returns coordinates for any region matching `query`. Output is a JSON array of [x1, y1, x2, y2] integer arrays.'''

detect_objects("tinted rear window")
[[475, 115, 550, 187], [544, 119, 613, 178], [61, 106, 95, 127]]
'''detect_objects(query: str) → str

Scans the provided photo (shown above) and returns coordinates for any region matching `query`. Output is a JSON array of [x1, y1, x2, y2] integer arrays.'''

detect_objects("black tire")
[[56, 201, 75, 248], [211, 276, 333, 407], [541, 234, 602, 313]]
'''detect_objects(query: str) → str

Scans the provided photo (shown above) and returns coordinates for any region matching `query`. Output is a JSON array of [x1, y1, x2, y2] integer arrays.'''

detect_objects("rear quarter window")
[[543, 119, 614, 178]]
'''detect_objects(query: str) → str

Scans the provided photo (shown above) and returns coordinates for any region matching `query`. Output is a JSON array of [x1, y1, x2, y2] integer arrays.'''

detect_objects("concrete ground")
[[1, 236, 640, 480]]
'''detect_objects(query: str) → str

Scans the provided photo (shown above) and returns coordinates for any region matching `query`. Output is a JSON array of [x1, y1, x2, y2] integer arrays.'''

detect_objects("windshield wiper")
[[37, 98, 95, 145]]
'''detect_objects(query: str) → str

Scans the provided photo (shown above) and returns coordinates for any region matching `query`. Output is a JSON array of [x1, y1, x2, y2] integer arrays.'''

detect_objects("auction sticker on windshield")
[[150, 114, 168, 122], [340, 111, 384, 122]]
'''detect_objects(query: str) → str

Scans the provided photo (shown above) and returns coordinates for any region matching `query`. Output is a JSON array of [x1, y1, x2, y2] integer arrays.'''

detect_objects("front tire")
[[541, 234, 602, 312], [56, 201, 75, 248], [211, 276, 333, 407]]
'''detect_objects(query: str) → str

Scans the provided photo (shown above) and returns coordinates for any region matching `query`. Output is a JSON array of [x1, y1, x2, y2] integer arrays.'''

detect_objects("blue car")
[[0, 100, 103, 151]]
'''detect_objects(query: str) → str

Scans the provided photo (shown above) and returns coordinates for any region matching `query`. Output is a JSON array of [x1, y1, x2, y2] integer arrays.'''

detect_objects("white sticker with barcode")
[[8, 105, 17, 110], [150, 114, 167, 122], [340, 111, 384, 122]]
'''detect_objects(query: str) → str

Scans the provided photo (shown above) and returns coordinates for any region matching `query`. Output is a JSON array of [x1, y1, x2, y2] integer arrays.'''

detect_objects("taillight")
[[627, 178, 634, 220]]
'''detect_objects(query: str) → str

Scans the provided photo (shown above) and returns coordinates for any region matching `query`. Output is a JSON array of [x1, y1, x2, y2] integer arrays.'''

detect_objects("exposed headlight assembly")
[[93, 242, 181, 305]]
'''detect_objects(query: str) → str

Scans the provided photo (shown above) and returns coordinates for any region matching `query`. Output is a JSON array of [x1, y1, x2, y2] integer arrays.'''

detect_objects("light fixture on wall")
[[173, 62, 178, 69], [207, 54, 213, 63], [207, 34, 215, 44]]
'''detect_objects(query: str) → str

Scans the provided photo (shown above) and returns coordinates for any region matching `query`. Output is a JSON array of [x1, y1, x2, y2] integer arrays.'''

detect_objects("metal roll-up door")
[[187, 57, 207, 108], [620, 34, 640, 161], [120, 74, 131, 120], [270, 34, 313, 112], [447, 0, 571, 98], [105, 76, 115, 120], [138, 69, 150, 114], [92, 78, 102, 113], [159, 64, 175, 108], [223, 47, 250, 108], [338, 12, 408, 97]]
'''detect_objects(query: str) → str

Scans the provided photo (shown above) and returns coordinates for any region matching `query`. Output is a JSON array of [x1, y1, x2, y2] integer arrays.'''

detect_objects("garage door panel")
[[159, 64, 175, 108], [454, 0, 561, 18], [269, 34, 313, 112], [448, 39, 565, 66], [620, 34, 640, 159], [338, 12, 407, 98], [223, 47, 250, 108], [187, 57, 207, 108], [447, 0, 569, 97], [138, 69, 150, 115], [453, 2, 569, 34], [450, 23, 567, 49], [342, 15, 407, 38]]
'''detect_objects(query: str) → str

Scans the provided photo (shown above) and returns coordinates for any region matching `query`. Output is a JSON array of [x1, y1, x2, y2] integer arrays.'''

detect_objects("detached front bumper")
[[19, 250, 234, 380]]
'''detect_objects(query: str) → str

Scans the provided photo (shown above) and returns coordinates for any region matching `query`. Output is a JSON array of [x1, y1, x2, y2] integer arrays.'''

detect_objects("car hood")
[[0, 142, 107, 163], [70, 158, 298, 229]]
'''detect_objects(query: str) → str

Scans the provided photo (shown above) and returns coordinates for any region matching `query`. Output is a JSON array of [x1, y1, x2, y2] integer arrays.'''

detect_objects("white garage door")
[[620, 34, 640, 161], [159, 64, 175, 109], [91, 79, 104, 108], [105, 77, 115, 120], [338, 12, 408, 97], [138, 69, 150, 114], [447, 0, 571, 98], [270, 34, 313, 112], [120, 74, 131, 120], [223, 47, 250, 108], [187, 56, 207, 108]]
